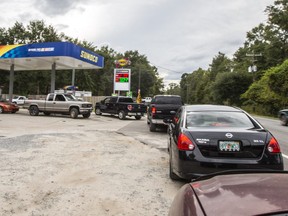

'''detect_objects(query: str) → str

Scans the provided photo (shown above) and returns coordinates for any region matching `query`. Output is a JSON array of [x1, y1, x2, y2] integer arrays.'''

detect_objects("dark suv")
[[147, 95, 183, 132]]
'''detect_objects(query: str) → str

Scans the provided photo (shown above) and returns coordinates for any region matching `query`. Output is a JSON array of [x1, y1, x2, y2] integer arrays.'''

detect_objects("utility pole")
[[246, 51, 262, 81]]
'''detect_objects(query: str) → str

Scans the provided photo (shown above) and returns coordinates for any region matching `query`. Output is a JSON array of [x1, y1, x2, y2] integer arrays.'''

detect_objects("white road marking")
[[282, 153, 288, 160]]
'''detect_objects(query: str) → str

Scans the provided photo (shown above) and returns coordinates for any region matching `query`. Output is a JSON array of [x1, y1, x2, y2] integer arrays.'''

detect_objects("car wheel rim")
[[96, 109, 101, 115]]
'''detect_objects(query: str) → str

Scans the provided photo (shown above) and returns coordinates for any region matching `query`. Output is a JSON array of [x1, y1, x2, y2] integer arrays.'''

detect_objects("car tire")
[[70, 108, 79, 119], [135, 116, 141, 120], [95, 108, 102, 115], [0, 106, 3, 114], [280, 115, 288, 126], [169, 149, 181, 181], [29, 106, 39, 116], [118, 110, 126, 120], [149, 122, 157, 132], [83, 113, 91, 118]]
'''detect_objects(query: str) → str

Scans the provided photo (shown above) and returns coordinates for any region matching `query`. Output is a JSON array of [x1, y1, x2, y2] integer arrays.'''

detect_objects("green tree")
[[165, 83, 181, 95], [211, 72, 252, 106], [242, 60, 288, 114], [209, 52, 233, 81]]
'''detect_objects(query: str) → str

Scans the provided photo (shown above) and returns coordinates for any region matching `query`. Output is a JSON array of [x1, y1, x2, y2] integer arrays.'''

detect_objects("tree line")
[[166, 0, 288, 116], [0, 20, 164, 99], [0, 0, 287, 116]]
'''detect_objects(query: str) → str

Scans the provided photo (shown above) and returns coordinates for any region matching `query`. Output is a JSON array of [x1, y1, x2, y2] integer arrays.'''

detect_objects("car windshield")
[[186, 111, 255, 128]]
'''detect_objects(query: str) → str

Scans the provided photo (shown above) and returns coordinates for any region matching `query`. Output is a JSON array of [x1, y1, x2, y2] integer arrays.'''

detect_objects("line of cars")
[[160, 103, 287, 215]]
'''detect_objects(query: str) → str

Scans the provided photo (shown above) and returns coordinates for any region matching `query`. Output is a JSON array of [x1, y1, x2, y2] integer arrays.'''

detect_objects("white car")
[[12, 96, 27, 105], [143, 97, 152, 103]]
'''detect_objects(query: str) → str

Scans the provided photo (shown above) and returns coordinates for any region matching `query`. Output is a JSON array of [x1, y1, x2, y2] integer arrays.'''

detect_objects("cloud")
[[0, 0, 275, 87], [32, 0, 86, 16]]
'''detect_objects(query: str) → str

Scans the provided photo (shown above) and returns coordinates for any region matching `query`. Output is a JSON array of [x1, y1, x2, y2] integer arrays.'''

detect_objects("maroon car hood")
[[191, 173, 288, 216]]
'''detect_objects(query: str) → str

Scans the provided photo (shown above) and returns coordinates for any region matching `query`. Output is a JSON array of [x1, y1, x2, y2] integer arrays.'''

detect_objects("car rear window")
[[186, 111, 255, 128], [118, 97, 134, 103], [153, 96, 182, 104]]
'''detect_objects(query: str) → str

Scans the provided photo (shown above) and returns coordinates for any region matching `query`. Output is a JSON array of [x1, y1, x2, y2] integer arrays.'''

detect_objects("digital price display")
[[115, 73, 129, 82], [114, 68, 131, 91]]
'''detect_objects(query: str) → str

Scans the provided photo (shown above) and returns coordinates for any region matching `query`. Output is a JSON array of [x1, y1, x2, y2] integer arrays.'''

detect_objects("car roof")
[[184, 104, 242, 112]]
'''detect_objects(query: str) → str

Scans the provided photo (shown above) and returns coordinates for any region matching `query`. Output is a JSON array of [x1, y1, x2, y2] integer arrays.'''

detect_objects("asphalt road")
[[254, 116, 288, 168]]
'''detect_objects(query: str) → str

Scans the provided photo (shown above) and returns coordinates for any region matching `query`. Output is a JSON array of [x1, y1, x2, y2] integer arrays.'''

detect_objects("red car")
[[168, 170, 288, 216], [0, 100, 19, 113]]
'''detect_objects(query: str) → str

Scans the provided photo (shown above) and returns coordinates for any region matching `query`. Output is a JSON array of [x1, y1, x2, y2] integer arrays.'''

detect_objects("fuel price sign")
[[114, 69, 131, 91], [115, 72, 129, 82]]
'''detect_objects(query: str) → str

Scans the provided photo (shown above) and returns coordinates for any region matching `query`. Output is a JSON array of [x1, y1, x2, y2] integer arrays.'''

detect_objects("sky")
[[0, 0, 275, 87]]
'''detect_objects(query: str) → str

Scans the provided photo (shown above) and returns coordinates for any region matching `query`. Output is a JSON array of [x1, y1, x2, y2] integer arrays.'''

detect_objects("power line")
[[150, 62, 183, 74]]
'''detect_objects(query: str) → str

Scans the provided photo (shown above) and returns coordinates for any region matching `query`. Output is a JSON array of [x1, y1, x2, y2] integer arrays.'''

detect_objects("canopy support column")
[[8, 64, 14, 102], [50, 62, 56, 93], [72, 69, 75, 86]]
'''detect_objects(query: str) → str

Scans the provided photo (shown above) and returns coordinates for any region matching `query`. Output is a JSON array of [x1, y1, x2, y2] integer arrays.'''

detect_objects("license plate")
[[219, 141, 240, 152]]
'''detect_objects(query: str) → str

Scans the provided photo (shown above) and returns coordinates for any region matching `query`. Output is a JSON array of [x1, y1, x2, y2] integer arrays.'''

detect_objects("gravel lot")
[[0, 110, 184, 216]]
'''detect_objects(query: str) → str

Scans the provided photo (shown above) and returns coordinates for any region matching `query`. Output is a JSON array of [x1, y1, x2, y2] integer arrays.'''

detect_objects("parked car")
[[168, 170, 288, 216], [12, 95, 27, 105], [165, 104, 284, 181], [278, 109, 288, 126], [0, 100, 19, 113], [142, 97, 152, 103], [147, 95, 183, 132]]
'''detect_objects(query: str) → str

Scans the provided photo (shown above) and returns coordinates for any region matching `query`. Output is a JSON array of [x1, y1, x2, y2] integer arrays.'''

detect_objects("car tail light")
[[151, 106, 156, 117], [177, 133, 195, 150], [267, 137, 281, 153]]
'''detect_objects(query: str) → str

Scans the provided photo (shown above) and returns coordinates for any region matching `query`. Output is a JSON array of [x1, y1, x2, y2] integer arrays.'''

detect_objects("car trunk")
[[189, 128, 268, 159], [152, 104, 181, 119], [192, 173, 288, 216]]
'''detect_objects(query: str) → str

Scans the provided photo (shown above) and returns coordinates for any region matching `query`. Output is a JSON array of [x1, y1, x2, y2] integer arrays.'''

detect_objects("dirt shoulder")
[[0, 110, 183, 216]]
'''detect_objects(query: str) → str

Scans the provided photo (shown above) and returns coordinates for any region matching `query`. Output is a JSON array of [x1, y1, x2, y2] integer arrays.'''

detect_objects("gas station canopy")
[[0, 42, 104, 101], [0, 41, 104, 71]]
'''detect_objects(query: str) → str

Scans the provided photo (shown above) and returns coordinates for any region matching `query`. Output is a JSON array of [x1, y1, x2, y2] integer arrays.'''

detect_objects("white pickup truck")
[[23, 93, 93, 119]]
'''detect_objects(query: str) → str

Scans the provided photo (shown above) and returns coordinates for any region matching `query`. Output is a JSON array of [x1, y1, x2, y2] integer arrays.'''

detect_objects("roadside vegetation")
[[166, 0, 288, 116], [0, 0, 287, 116]]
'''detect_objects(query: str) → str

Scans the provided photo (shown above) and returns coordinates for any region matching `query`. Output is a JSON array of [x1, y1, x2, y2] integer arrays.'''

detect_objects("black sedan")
[[278, 109, 288, 126], [166, 105, 284, 181]]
